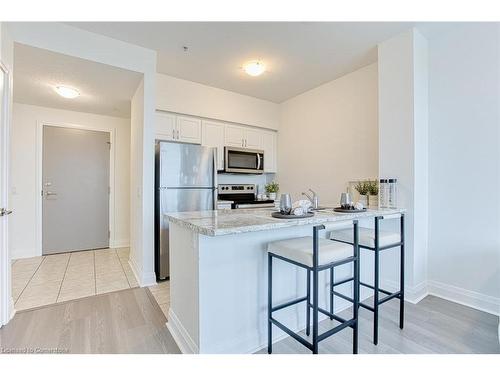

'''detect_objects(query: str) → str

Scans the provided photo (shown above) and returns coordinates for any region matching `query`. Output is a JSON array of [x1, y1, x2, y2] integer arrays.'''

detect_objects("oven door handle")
[[257, 153, 261, 171]]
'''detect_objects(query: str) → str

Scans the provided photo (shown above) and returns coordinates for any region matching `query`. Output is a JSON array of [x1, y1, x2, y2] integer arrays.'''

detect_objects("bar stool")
[[267, 222, 360, 354], [330, 213, 405, 345]]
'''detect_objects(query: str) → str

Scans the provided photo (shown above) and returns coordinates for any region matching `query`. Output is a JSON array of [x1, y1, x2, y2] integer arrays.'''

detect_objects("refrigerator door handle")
[[213, 148, 218, 209]]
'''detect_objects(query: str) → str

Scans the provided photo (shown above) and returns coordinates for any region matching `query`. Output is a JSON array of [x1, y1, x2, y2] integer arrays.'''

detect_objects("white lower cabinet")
[[201, 120, 225, 170]]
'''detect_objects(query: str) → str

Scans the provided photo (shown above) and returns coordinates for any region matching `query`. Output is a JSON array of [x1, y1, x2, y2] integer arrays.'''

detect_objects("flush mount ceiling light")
[[243, 60, 266, 77], [54, 85, 80, 99]]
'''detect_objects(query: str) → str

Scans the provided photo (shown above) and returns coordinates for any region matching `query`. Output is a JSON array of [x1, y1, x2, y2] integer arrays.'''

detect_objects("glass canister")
[[379, 179, 388, 208], [388, 178, 398, 208]]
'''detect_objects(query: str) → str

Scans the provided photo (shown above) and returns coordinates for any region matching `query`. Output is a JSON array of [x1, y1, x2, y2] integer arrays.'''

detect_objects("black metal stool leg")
[[330, 267, 334, 320], [399, 214, 405, 329], [353, 221, 360, 354], [373, 217, 380, 345], [306, 269, 311, 336], [312, 226, 320, 354], [268, 253, 273, 354]]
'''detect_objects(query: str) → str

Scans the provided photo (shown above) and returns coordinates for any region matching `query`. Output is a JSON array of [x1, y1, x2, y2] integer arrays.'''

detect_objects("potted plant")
[[265, 181, 279, 201], [354, 180, 369, 207], [367, 180, 379, 209]]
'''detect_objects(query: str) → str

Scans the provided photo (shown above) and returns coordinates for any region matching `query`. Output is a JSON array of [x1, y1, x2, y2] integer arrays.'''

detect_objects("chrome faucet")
[[302, 189, 319, 209]]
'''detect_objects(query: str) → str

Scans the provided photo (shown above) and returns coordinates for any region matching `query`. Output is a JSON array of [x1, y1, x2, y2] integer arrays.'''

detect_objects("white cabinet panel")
[[176, 116, 202, 144], [244, 128, 263, 150], [225, 124, 245, 148], [155, 112, 176, 141], [202, 120, 225, 170], [262, 130, 277, 173]]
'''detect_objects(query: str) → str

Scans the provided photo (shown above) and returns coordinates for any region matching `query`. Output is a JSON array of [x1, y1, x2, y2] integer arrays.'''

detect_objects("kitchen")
[[0, 20, 498, 359]]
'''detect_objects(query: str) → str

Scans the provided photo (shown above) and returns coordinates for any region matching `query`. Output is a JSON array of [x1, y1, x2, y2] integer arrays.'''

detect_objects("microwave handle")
[[257, 153, 261, 170]]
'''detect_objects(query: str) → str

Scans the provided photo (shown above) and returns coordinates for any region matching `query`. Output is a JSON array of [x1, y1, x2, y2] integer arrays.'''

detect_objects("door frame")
[[0, 60, 13, 326], [36, 121, 117, 255]]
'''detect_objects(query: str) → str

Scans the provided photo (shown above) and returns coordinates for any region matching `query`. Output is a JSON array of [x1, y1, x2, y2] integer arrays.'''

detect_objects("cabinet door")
[[225, 124, 245, 148], [244, 128, 263, 149], [262, 130, 277, 173], [155, 111, 176, 141], [176, 116, 202, 144], [202, 120, 225, 170]]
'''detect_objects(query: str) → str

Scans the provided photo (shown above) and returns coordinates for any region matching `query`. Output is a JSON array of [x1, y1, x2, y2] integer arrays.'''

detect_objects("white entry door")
[[42, 126, 110, 255]]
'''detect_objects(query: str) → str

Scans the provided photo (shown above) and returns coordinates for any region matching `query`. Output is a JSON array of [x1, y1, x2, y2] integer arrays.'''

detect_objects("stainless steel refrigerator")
[[155, 141, 217, 280]]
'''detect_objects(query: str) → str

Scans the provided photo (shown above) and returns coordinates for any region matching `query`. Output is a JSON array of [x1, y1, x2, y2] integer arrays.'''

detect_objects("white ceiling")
[[68, 22, 417, 103], [13, 43, 143, 118]]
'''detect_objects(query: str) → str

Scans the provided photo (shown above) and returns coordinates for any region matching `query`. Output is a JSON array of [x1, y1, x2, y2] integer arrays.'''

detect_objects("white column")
[[378, 28, 429, 302]]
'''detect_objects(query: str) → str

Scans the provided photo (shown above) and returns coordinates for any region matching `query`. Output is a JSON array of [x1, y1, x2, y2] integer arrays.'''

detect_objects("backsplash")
[[217, 173, 276, 196]]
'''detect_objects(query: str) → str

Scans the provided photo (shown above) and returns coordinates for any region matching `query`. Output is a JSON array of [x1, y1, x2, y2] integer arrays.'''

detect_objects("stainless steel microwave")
[[224, 147, 264, 174]]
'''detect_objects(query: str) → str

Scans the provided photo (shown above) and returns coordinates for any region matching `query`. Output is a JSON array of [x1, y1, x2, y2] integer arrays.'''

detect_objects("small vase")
[[358, 194, 368, 207], [268, 192, 277, 201], [369, 194, 379, 209]]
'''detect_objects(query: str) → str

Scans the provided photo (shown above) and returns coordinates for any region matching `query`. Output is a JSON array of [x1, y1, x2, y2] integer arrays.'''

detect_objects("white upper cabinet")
[[261, 130, 277, 173], [201, 120, 225, 170], [155, 112, 176, 141], [224, 124, 263, 149], [176, 116, 202, 144], [244, 127, 263, 150], [156, 111, 277, 173], [224, 124, 245, 148], [155, 112, 201, 144]]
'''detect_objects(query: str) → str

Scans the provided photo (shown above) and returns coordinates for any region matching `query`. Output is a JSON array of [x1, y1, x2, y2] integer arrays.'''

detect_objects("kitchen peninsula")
[[165, 207, 405, 354]]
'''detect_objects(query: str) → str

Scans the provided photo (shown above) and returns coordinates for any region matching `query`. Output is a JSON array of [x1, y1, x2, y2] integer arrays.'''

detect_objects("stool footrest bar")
[[359, 302, 375, 312], [378, 291, 402, 305], [269, 317, 312, 351], [332, 290, 355, 304], [359, 281, 395, 296], [316, 306, 346, 324], [317, 319, 356, 342], [333, 277, 354, 287], [271, 296, 307, 313]]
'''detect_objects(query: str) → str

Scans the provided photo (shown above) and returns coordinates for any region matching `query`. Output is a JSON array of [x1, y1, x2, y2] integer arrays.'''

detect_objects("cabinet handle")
[[176, 129, 179, 139], [172, 129, 175, 139]]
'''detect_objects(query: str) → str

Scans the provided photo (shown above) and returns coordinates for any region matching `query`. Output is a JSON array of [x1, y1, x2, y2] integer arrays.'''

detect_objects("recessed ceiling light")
[[243, 61, 266, 77], [55, 85, 80, 99]]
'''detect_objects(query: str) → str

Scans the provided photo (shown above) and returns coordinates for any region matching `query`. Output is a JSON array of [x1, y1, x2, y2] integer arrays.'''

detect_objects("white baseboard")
[[384, 278, 499, 317], [427, 280, 500, 317], [11, 248, 40, 260], [109, 240, 130, 248], [383, 279, 428, 304], [167, 308, 199, 354], [128, 257, 156, 288]]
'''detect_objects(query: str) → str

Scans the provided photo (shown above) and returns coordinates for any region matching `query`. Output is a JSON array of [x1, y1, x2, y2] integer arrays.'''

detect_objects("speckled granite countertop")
[[165, 207, 406, 236]]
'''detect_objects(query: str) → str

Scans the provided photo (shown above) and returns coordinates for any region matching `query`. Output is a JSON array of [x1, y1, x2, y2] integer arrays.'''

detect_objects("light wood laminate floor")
[[0, 287, 180, 354], [258, 295, 500, 354], [0, 289, 498, 354], [11, 248, 138, 311]]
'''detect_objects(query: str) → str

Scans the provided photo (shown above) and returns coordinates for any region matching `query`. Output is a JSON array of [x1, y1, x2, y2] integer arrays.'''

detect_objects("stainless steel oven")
[[224, 147, 264, 174]]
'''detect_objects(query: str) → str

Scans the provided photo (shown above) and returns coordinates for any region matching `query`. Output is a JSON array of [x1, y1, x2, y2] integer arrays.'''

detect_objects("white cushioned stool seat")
[[267, 236, 353, 267], [330, 227, 400, 248]]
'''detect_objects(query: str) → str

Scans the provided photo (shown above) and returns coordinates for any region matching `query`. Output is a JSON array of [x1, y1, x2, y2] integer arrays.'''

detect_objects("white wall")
[[9, 103, 131, 259], [157, 74, 280, 131], [427, 23, 500, 314], [277, 63, 378, 206], [378, 28, 429, 302]]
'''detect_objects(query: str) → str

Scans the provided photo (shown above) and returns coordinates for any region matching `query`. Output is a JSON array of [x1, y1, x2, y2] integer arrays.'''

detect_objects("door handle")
[[0, 208, 13, 217], [44, 191, 57, 197]]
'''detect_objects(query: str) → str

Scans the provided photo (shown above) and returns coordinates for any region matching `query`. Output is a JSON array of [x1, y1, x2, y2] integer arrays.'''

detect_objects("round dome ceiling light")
[[243, 60, 266, 77], [55, 85, 80, 99]]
